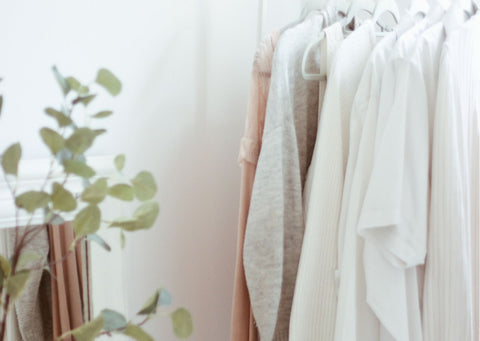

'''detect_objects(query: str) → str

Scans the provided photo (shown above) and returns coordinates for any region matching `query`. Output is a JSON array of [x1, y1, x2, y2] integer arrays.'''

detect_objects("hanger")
[[343, 0, 376, 30], [408, 0, 430, 18], [300, 0, 348, 80], [372, 0, 400, 32]]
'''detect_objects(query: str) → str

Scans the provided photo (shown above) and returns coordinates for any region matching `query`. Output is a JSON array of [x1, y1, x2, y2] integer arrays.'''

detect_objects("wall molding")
[[0, 155, 115, 229]]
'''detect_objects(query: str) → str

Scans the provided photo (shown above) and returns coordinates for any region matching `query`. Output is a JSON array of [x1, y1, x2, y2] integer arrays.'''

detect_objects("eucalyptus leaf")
[[96, 68, 122, 96], [107, 184, 134, 201], [159, 288, 172, 306], [114, 154, 125, 172], [86, 234, 111, 252], [0, 96, 3, 118], [66, 76, 89, 95], [51, 182, 77, 212], [171, 308, 193, 339], [40, 128, 65, 155], [101, 309, 127, 332], [72, 94, 96, 106], [0, 255, 12, 282], [52, 66, 70, 95], [131, 171, 157, 201], [1, 143, 21, 176], [134, 201, 159, 229], [44, 207, 65, 225], [138, 290, 159, 315], [120, 231, 126, 249], [63, 159, 95, 178], [15, 191, 50, 213], [16, 250, 42, 270], [122, 324, 153, 341], [108, 217, 139, 231], [92, 129, 106, 137], [81, 178, 108, 204], [72, 205, 101, 237], [6, 270, 30, 300], [66, 127, 96, 155], [61, 316, 104, 341], [44, 107, 72, 127], [56, 148, 74, 164], [92, 110, 113, 119]]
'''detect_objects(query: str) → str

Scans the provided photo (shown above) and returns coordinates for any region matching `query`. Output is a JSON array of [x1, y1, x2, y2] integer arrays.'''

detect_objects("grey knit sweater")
[[243, 10, 334, 341]]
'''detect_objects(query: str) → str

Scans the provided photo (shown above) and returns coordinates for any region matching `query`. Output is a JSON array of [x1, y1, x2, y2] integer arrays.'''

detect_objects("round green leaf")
[[0, 96, 3, 118], [171, 308, 193, 339], [114, 154, 125, 172], [65, 128, 96, 155], [101, 309, 127, 332], [40, 127, 65, 155], [72, 205, 101, 237], [81, 178, 108, 204], [15, 191, 50, 213], [122, 324, 153, 341], [1, 143, 22, 176], [134, 201, 159, 229], [6, 270, 30, 300], [108, 184, 134, 201], [66, 76, 89, 95], [92, 110, 113, 119], [63, 159, 95, 178], [131, 171, 157, 201], [44, 107, 72, 127], [51, 182, 77, 212], [95, 68, 122, 96]]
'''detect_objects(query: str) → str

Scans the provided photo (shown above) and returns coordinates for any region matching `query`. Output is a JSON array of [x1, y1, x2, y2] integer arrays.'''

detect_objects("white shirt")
[[289, 21, 376, 341], [423, 11, 480, 341], [357, 12, 445, 340], [334, 31, 400, 341]]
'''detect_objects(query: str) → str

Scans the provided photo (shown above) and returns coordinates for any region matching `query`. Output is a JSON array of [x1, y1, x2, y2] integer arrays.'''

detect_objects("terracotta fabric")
[[231, 31, 280, 341], [49, 223, 88, 341]]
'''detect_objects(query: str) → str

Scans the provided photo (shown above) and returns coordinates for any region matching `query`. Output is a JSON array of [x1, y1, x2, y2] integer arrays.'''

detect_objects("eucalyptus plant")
[[0, 67, 193, 340]]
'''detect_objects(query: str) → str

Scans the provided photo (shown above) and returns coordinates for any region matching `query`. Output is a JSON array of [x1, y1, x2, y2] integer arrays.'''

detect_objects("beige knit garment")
[[230, 30, 280, 341], [3, 226, 51, 341]]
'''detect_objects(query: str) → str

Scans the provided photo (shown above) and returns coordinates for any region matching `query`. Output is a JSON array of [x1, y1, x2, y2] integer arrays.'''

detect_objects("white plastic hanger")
[[408, 0, 430, 18], [372, 0, 400, 32], [300, 0, 349, 80], [343, 0, 376, 30]]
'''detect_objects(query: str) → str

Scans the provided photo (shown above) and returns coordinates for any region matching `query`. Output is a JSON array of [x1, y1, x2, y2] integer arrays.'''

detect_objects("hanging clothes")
[[243, 9, 335, 340], [236, 4, 480, 341], [289, 20, 376, 341], [422, 10, 480, 341], [231, 30, 280, 341], [333, 28, 406, 341]]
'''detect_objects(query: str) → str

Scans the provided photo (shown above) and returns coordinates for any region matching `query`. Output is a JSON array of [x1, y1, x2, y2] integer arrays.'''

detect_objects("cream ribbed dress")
[[423, 12, 480, 341], [289, 21, 376, 341]]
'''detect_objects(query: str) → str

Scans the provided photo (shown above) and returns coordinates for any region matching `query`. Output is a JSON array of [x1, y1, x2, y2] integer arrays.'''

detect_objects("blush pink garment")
[[230, 31, 280, 341]]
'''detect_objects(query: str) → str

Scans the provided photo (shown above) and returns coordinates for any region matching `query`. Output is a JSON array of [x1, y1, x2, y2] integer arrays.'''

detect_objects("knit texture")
[[243, 12, 328, 341], [231, 30, 280, 341]]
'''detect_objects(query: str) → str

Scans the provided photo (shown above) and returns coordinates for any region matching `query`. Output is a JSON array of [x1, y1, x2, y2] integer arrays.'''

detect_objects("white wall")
[[0, 0, 297, 340]]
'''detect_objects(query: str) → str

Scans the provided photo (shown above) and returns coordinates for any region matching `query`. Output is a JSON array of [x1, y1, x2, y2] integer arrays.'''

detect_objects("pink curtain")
[[48, 223, 90, 341]]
